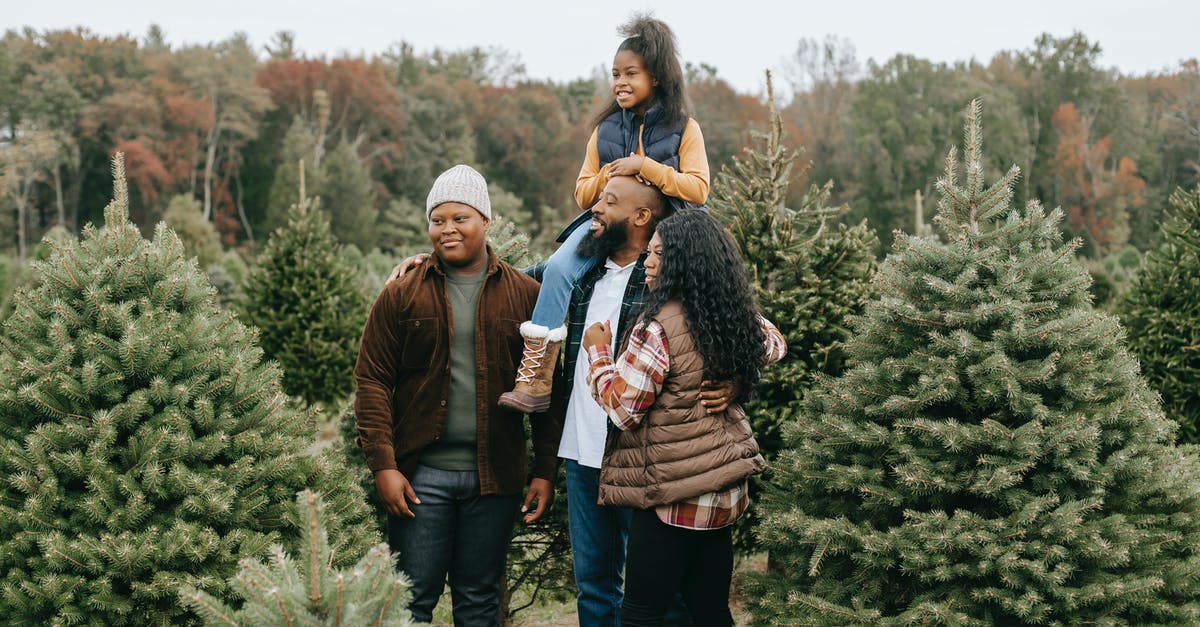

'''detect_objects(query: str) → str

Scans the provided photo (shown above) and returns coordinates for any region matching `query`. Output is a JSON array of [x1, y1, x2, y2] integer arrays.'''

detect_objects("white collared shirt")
[[557, 256, 637, 468]]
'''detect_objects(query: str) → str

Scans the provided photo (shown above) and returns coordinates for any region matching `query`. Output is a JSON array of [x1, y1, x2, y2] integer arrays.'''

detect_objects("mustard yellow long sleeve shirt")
[[574, 118, 710, 210]]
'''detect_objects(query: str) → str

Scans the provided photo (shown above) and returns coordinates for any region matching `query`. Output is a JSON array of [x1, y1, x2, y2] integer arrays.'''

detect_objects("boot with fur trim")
[[499, 322, 567, 413]]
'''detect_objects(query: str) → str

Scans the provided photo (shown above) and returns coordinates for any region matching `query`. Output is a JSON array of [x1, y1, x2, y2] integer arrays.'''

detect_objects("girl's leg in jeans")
[[499, 221, 599, 413], [531, 221, 600, 327]]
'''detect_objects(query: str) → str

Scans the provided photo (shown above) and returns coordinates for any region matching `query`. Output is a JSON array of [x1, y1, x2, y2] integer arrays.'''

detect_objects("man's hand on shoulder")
[[700, 379, 739, 414], [387, 253, 430, 284]]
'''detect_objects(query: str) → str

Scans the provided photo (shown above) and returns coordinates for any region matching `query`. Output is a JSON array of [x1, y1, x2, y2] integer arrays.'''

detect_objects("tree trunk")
[[16, 196, 27, 263], [53, 163, 65, 227], [203, 91, 222, 220], [66, 156, 85, 229], [203, 132, 218, 220], [234, 168, 254, 242]]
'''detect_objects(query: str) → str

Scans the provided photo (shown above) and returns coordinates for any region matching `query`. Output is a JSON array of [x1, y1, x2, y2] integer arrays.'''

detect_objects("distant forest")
[[2, 27, 1197, 260]]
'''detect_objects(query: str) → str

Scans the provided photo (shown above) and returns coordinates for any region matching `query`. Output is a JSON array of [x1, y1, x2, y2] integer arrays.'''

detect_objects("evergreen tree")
[[163, 194, 223, 269], [240, 190, 369, 407], [319, 141, 377, 251], [1119, 186, 1200, 441], [207, 250, 249, 312], [180, 490, 413, 626], [709, 73, 877, 550], [488, 215, 540, 269], [264, 120, 321, 236], [0, 156, 376, 625], [377, 196, 427, 257], [0, 253, 24, 323], [745, 101, 1200, 625]]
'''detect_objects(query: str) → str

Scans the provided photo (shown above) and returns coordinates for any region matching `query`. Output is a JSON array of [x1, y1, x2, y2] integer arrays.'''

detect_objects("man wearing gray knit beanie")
[[355, 164, 561, 624], [425, 163, 492, 221]]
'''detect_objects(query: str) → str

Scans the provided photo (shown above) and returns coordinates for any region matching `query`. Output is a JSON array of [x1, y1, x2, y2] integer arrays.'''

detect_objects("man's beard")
[[576, 217, 630, 258]]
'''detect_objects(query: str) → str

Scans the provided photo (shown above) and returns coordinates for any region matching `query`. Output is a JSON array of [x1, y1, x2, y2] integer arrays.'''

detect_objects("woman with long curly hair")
[[581, 210, 786, 626]]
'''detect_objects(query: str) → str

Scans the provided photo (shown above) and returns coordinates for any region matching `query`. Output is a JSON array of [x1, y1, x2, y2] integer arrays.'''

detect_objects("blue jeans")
[[566, 459, 632, 626], [531, 221, 601, 327], [387, 465, 521, 626]]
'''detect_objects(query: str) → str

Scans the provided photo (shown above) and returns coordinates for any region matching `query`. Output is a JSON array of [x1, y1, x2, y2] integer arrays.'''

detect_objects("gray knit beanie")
[[426, 164, 491, 220]]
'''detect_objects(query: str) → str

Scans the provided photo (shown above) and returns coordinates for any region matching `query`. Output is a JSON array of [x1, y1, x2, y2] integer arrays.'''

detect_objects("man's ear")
[[633, 206, 653, 227]]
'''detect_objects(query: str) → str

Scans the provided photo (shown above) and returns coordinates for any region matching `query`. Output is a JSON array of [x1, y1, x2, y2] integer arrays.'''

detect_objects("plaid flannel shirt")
[[586, 316, 787, 530]]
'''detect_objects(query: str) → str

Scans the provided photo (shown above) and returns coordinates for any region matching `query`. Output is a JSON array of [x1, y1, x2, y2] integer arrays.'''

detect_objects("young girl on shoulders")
[[499, 14, 710, 412]]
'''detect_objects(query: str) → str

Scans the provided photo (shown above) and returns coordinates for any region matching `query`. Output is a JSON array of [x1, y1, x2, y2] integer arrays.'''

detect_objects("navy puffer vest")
[[557, 106, 703, 242], [596, 106, 685, 176]]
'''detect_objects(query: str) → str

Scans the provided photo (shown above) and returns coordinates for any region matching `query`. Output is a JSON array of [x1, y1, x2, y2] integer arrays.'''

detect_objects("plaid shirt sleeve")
[[585, 319, 670, 431]]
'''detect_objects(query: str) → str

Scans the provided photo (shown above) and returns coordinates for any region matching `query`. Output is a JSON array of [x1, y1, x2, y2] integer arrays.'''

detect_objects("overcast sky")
[[9, 0, 1199, 94]]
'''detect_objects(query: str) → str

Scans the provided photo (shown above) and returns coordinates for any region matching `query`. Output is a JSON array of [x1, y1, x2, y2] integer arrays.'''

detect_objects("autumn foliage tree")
[[1051, 102, 1146, 256]]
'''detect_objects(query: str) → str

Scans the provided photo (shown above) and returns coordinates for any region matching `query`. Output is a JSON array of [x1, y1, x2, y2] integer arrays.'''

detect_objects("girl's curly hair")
[[592, 14, 690, 130], [636, 211, 765, 399]]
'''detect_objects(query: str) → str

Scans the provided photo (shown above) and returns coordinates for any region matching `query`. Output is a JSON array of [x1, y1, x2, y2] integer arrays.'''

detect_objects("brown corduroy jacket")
[[354, 246, 562, 495]]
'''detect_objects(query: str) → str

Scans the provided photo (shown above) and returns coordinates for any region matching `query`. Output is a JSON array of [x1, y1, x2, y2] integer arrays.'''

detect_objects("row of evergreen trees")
[[0, 84, 1197, 623], [734, 95, 1200, 623]]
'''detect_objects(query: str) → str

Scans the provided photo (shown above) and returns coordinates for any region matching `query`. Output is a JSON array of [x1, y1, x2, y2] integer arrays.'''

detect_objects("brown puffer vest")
[[597, 301, 765, 509]]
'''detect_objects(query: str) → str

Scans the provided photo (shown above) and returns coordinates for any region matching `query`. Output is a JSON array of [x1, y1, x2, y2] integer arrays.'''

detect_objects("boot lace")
[[514, 342, 548, 383]]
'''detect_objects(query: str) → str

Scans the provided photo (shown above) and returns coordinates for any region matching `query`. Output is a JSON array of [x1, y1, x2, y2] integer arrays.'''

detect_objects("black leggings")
[[621, 508, 734, 627]]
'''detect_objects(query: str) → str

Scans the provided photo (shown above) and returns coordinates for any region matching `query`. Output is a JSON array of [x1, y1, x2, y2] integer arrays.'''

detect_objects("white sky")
[[8, 0, 1199, 94]]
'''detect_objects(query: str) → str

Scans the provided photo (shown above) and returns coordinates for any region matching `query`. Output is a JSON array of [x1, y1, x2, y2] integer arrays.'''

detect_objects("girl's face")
[[644, 231, 664, 290], [612, 50, 656, 113]]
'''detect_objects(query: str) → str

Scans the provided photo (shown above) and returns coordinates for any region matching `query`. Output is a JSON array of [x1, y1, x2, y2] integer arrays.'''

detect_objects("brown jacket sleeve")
[[354, 281, 404, 472]]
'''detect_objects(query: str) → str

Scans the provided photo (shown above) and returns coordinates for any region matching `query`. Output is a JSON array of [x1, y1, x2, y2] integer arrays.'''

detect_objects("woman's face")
[[644, 231, 663, 290]]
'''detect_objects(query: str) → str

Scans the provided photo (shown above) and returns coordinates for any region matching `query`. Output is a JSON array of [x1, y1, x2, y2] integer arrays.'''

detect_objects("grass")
[[428, 554, 766, 625]]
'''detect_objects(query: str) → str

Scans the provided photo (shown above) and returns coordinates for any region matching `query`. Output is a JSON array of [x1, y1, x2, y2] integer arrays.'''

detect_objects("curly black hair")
[[636, 210, 766, 399], [592, 13, 690, 130]]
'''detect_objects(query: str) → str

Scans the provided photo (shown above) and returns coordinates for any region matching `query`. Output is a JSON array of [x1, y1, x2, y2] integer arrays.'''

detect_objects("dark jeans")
[[621, 508, 734, 627], [387, 464, 521, 626]]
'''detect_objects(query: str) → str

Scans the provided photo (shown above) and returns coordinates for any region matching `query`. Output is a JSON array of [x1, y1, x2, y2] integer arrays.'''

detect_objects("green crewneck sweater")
[[420, 268, 486, 471]]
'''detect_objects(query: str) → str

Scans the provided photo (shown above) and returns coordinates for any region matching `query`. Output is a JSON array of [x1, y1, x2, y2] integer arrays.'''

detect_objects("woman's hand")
[[582, 320, 613, 352], [606, 153, 646, 178]]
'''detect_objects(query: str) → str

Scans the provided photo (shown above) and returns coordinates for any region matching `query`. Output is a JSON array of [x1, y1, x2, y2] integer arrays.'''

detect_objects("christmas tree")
[[709, 73, 877, 550], [240, 169, 369, 407], [0, 156, 376, 625], [745, 101, 1200, 624], [319, 141, 378, 251], [180, 490, 413, 626], [1119, 186, 1200, 441], [163, 194, 223, 270], [710, 72, 877, 459]]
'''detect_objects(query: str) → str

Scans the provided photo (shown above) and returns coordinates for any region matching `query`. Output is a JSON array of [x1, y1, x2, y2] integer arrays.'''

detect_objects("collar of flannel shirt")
[[562, 252, 649, 389]]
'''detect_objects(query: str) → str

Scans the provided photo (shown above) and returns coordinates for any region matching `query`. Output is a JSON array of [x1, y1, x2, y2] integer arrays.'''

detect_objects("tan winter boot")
[[498, 322, 567, 413]]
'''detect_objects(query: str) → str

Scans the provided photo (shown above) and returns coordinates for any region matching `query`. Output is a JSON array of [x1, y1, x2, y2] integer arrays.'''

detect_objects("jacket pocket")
[[491, 318, 524, 385], [399, 317, 439, 370]]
